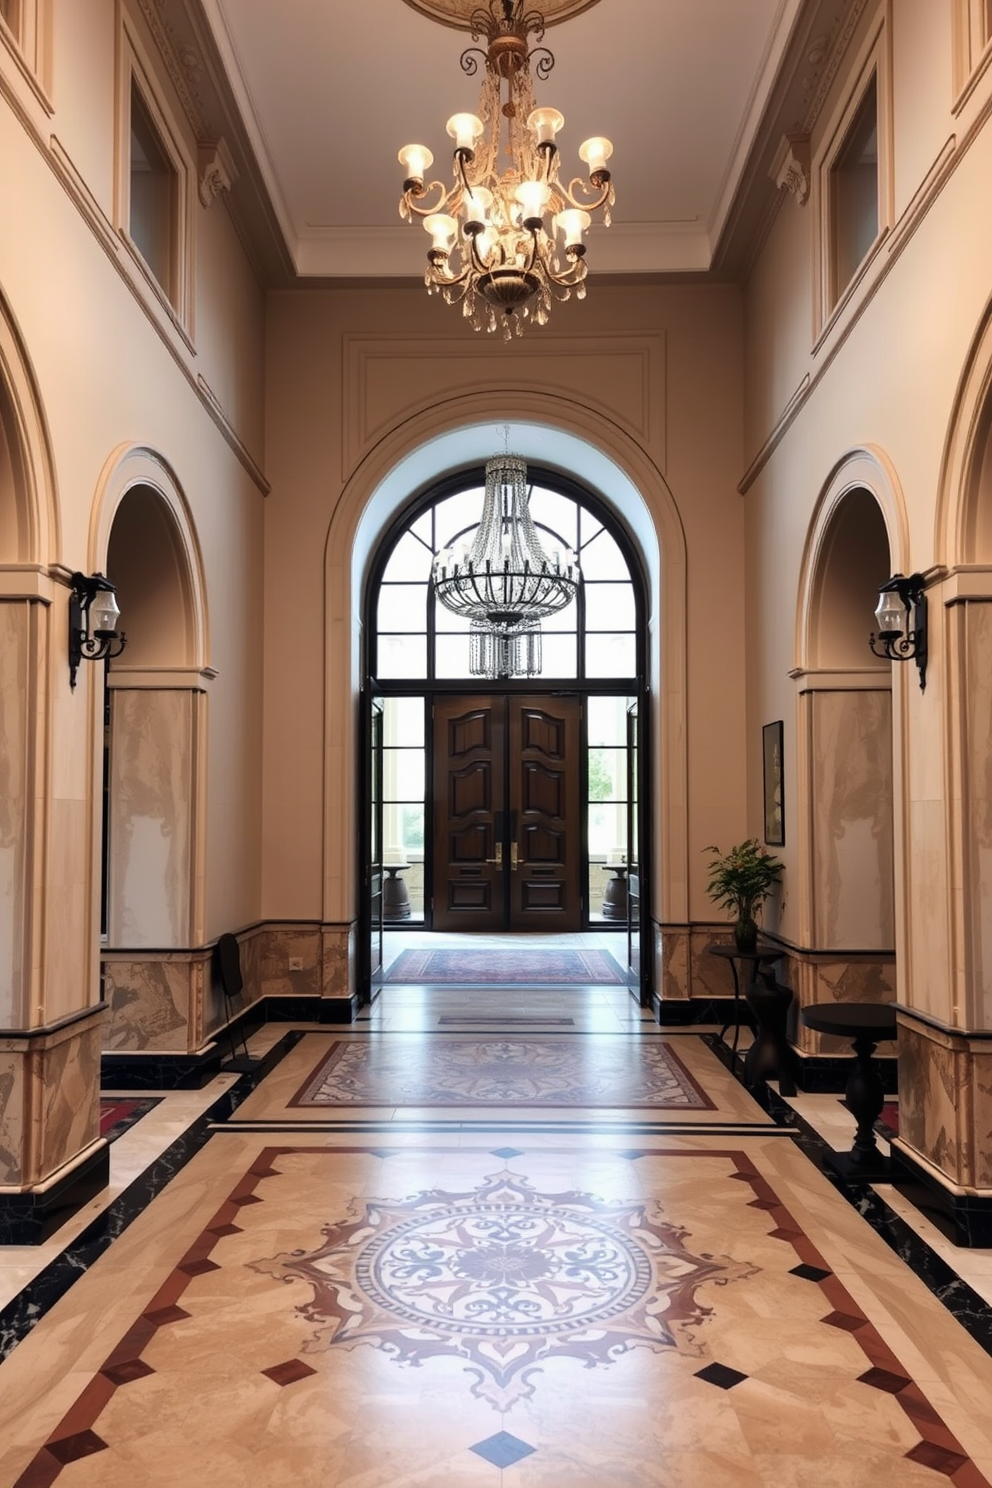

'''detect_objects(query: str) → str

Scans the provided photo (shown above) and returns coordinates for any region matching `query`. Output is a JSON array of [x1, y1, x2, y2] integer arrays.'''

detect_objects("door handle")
[[510, 842, 519, 871], [486, 843, 503, 869]]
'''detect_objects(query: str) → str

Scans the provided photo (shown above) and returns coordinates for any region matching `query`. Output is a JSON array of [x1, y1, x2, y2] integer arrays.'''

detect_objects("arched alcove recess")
[[0, 287, 60, 567], [91, 446, 213, 1057], [321, 394, 688, 1004], [788, 449, 903, 1047], [931, 292, 992, 1037]]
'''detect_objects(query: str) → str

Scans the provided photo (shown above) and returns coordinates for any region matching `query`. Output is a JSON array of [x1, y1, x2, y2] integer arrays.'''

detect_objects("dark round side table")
[[801, 1002, 898, 1177], [600, 864, 629, 921], [383, 864, 411, 921], [705, 944, 782, 1070]]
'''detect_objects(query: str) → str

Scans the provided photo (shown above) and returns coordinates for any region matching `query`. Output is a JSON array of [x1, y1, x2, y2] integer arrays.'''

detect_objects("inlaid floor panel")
[[3, 1129, 992, 1486], [231, 1031, 767, 1127]]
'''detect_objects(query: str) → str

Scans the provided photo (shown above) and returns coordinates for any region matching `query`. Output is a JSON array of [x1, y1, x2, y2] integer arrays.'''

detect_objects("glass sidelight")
[[586, 695, 630, 923]]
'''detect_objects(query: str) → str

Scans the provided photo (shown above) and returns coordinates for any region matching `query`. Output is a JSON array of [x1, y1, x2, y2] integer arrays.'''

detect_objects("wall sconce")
[[69, 571, 126, 689], [869, 572, 927, 691]]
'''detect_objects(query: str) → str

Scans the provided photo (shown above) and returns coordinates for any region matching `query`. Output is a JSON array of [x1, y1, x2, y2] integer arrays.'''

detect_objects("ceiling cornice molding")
[[710, 0, 869, 282], [137, 0, 297, 285]]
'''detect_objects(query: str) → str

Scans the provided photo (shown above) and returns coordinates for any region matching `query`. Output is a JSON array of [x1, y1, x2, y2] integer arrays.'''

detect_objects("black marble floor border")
[[0, 1031, 305, 1365], [701, 1034, 992, 1358], [211, 1119, 795, 1136]]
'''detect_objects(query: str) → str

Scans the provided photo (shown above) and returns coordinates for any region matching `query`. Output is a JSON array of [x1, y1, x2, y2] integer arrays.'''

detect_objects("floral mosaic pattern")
[[290, 1037, 715, 1108], [252, 1168, 754, 1410]]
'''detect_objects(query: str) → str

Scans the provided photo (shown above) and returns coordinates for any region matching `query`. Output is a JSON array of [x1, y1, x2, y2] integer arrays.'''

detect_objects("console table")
[[705, 944, 782, 1068], [801, 1002, 898, 1177]]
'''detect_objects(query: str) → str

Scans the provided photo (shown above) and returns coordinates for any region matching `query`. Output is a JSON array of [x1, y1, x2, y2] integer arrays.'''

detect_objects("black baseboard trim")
[[319, 993, 361, 1024], [654, 995, 738, 1026], [0, 1143, 111, 1245], [101, 1044, 224, 1091], [100, 993, 360, 1089], [793, 1054, 898, 1095], [891, 1146, 992, 1248]]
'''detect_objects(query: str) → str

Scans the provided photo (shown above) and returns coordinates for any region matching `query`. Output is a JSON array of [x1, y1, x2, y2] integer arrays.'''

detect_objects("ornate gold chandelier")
[[397, 0, 615, 339]]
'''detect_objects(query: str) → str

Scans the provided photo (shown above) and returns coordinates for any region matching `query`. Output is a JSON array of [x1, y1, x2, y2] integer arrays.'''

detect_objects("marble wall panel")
[[44, 795, 90, 1024], [108, 690, 193, 949], [0, 602, 28, 1027], [321, 922, 357, 1004], [259, 924, 322, 1000], [102, 957, 191, 1052], [784, 952, 896, 1056], [810, 690, 894, 951], [0, 1048, 24, 1184], [897, 1016, 972, 1188], [688, 925, 743, 1002], [39, 1018, 101, 1180], [659, 923, 689, 1001], [962, 603, 992, 1029]]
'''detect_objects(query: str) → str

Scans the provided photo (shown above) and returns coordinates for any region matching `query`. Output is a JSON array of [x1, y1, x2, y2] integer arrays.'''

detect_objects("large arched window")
[[364, 468, 646, 938], [370, 468, 642, 684]]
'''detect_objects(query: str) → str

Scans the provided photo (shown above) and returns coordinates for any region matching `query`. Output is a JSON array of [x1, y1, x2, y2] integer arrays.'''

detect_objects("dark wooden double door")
[[433, 695, 581, 932]]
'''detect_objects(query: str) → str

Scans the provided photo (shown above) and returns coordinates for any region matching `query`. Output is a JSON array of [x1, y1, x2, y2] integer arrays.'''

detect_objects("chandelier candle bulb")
[[424, 213, 458, 254], [398, 143, 433, 190], [515, 179, 551, 224], [527, 106, 565, 146], [579, 136, 613, 179], [446, 112, 484, 155], [556, 208, 591, 251]]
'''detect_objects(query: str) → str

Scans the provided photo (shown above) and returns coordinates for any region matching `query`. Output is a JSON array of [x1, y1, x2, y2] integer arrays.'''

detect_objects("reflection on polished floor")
[[2, 986, 992, 1485]]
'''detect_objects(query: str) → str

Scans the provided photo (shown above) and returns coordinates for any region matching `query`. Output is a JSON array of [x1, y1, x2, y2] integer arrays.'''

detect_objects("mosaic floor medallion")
[[252, 1168, 754, 1410], [292, 1037, 715, 1108]]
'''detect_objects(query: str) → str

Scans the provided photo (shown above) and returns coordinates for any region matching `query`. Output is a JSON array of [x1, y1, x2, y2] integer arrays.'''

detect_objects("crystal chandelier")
[[397, 0, 615, 340], [432, 451, 579, 678]]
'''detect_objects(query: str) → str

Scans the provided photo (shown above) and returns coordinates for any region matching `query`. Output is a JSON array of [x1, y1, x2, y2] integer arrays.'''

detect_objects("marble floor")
[[2, 987, 992, 1486]]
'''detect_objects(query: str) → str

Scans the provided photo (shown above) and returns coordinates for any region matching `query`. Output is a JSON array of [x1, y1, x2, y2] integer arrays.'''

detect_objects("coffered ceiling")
[[184, 0, 856, 281]]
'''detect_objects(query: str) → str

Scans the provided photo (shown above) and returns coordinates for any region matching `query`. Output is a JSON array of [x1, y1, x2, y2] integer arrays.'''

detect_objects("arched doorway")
[[362, 460, 650, 998]]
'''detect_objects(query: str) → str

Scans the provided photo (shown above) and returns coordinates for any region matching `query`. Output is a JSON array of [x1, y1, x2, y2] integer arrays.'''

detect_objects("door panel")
[[433, 697, 505, 931], [433, 694, 582, 931], [509, 698, 582, 932]]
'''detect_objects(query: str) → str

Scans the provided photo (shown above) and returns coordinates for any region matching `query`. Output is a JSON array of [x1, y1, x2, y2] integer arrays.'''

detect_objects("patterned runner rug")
[[291, 1037, 715, 1109], [384, 947, 627, 985]]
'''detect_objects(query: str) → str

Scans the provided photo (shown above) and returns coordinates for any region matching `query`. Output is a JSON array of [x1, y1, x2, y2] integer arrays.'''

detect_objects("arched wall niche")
[[322, 396, 688, 938], [90, 444, 207, 670], [791, 446, 902, 964], [0, 289, 60, 567], [936, 292, 992, 566], [809, 488, 891, 670], [797, 447, 908, 670]]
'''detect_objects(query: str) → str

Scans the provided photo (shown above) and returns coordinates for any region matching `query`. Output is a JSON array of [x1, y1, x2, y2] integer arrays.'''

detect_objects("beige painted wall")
[[0, 0, 266, 1024], [743, 0, 992, 1027], [262, 280, 748, 934]]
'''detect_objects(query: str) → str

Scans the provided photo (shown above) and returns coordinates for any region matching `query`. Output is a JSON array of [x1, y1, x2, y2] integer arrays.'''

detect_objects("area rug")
[[384, 947, 627, 985], [291, 1037, 715, 1109], [99, 1096, 162, 1143]]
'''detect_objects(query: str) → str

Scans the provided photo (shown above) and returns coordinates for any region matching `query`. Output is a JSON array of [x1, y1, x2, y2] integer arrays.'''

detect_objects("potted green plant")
[[704, 839, 784, 952]]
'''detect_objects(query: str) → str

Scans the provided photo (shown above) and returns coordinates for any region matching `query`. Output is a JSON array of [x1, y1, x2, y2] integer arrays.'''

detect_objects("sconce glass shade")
[[873, 586, 907, 639], [90, 587, 121, 636]]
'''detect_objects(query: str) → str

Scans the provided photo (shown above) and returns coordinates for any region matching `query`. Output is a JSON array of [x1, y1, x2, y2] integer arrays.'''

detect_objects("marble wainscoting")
[[101, 950, 206, 1055], [776, 948, 898, 1060], [251, 922, 359, 1019], [893, 1012, 992, 1245], [0, 1007, 109, 1242], [321, 921, 359, 1019]]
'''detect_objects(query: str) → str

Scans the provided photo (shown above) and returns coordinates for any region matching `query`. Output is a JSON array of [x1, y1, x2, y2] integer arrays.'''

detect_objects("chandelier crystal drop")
[[432, 451, 579, 678], [397, 0, 615, 340]]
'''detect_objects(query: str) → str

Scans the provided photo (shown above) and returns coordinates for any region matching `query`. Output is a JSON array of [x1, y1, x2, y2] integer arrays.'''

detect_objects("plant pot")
[[733, 915, 758, 953]]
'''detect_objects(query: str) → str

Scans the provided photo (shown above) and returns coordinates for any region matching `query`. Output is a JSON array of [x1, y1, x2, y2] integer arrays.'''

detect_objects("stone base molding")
[[895, 1009, 992, 1193], [100, 920, 362, 1066]]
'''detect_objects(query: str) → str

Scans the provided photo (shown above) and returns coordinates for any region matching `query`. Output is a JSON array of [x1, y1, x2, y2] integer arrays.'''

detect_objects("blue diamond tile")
[[470, 1432, 537, 1468], [490, 1147, 525, 1159]]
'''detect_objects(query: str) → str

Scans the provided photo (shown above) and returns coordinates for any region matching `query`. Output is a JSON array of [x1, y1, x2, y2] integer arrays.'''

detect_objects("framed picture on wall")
[[762, 720, 784, 846]]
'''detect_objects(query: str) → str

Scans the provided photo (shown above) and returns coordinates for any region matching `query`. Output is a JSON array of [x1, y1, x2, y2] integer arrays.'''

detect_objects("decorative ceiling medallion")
[[402, 0, 601, 30], [252, 1169, 756, 1412]]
